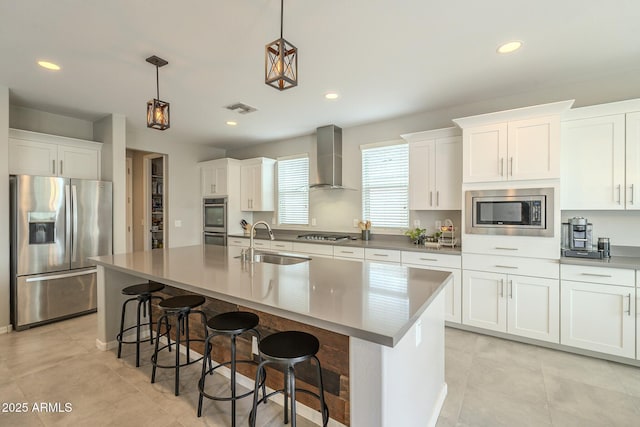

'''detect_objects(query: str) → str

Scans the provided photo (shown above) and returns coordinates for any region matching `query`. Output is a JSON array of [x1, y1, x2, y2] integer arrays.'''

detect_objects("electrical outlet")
[[413, 219, 420, 228], [435, 220, 442, 230], [311, 218, 317, 226], [252, 336, 259, 355], [353, 219, 359, 228], [174, 220, 182, 228]]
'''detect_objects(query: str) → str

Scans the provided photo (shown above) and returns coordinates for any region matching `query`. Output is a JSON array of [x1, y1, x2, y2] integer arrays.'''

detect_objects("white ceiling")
[[2, 1, 640, 149]]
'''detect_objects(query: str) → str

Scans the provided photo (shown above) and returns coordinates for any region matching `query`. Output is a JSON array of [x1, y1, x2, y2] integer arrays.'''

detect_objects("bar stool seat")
[[116, 281, 166, 367], [249, 331, 329, 427], [151, 294, 208, 396], [197, 311, 266, 426]]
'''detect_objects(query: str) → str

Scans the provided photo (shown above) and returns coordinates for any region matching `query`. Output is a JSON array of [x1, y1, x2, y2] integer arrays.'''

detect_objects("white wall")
[[0, 86, 10, 331], [9, 105, 94, 140], [125, 127, 225, 248]]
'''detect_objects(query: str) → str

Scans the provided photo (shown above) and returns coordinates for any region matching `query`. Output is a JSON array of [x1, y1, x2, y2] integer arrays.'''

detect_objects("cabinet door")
[[561, 280, 635, 358], [201, 167, 215, 197], [408, 140, 435, 209], [202, 166, 228, 197], [8, 138, 57, 176], [434, 137, 461, 209], [462, 270, 506, 331], [507, 275, 559, 343], [561, 115, 626, 209], [508, 116, 559, 180], [57, 144, 100, 179], [462, 123, 507, 183], [240, 165, 256, 211], [626, 111, 640, 210]]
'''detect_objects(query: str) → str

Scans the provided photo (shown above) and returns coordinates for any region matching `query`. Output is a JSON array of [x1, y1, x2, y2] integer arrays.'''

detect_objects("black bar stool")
[[116, 281, 167, 367], [249, 331, 329, 427], [151, 294, 208, 396], [197, 311, 266, 426]]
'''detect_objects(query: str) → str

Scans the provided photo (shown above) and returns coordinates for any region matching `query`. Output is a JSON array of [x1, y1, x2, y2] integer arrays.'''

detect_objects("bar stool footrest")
[[198, 359, 266, 402], [151, 339, 206, 369]]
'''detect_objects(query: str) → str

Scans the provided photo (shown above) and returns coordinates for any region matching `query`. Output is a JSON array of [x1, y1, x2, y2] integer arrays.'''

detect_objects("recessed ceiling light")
[[37, 60, 61, 71], [497, 41, 523, 54], [226, 121, 238, 126], [325, 92, 339, 100]]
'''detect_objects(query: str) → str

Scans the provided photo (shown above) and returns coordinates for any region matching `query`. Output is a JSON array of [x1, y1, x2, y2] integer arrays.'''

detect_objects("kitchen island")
[[91, 245, 451, 427]]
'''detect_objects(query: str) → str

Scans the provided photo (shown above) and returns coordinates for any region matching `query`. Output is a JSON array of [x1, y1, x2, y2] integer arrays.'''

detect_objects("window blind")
[[361, 143, 409, 228], [277, 156, 309, 225]]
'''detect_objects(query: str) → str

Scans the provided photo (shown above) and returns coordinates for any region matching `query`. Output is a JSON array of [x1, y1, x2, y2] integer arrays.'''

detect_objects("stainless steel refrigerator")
[[9, 175, 113, 330]]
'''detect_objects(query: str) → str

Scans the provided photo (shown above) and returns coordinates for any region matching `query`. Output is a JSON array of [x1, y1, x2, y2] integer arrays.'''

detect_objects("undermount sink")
[[237, 251, 311, 265]]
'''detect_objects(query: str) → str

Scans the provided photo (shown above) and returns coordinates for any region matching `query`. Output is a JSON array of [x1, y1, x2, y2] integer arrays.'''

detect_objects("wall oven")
[[203, 197, 227, 245], [465, 188, 554, 237]]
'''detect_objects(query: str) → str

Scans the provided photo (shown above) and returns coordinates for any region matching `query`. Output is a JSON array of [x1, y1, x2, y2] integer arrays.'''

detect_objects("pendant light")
[[265, 0, 297, 90], [146, 55, 170, 130]]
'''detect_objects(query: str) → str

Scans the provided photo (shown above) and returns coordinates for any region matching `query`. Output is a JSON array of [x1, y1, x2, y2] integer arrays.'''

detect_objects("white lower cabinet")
[[401, 251, 462, 324], [560, 265, 636, 359], [462, 255, 560, 343]]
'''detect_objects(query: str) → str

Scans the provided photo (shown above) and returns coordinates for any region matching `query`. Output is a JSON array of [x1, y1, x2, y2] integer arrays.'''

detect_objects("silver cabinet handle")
[[52, 160, 56, 175], [500, 279, 504, 298], [495, 247, 518, 251], [495, 265, 518, 269], [373, 253, 389, 257], [500, 158, 504, 176], [60, 160, 63, 175], [627, 293, 632, 316], [273, 244, 286, 248], [211, 184, 214, 193], [430, 191, 433, 206], [339, 250, 354, 254], [617, 184, 622, 204], [436, 191, 439, 206], [581, 272, 612, 278], [213, 184, 216, 193], [420, 258, 438, 262], [630, 184, 635, 205], [509, 280, 513, 299], [510, 157, 513, 176]]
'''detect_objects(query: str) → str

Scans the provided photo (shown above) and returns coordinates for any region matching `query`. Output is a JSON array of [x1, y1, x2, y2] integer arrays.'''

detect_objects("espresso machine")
[[562, 217, 601, 258]]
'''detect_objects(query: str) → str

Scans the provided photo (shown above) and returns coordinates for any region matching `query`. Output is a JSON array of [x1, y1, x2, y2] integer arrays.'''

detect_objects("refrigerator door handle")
[[65, 184, 71, 262], [25, 268, 98, 282], [72, 184, 78, 262]]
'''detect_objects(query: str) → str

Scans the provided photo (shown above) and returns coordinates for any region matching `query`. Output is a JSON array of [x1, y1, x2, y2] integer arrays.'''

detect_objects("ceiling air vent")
[[224, 102, 257, 114]]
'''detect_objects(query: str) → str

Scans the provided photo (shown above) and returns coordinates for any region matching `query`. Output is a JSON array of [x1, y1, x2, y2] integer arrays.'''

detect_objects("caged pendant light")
[[146, 55, 170, 130], [265, 0, 297, 90]]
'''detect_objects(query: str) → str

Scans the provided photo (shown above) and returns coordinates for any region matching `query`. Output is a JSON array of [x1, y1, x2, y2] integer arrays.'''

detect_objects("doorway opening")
[[126, 149, 168, 252]]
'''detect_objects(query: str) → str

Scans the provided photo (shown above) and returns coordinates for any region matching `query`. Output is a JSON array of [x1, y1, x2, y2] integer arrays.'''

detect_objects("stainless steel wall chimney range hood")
[[310, 125, 352, 190]]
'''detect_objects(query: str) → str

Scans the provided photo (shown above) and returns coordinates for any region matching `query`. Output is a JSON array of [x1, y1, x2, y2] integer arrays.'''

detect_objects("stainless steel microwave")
[[465, 188, 554, 237]]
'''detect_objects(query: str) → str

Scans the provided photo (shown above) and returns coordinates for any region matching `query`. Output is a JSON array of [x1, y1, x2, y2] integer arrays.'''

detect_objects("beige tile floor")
[[437, 327, 640, 427], [3, 314, 640, 427]]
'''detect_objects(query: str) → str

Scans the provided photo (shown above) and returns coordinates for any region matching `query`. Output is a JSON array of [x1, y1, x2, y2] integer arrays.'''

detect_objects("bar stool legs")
[[150, 295, 208, 396], [197, 311, 266, 426], [249, 331, 329, 427]]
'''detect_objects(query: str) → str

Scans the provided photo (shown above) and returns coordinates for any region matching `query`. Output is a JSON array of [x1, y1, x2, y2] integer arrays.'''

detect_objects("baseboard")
[[0, 324, 12, 335], [427, 382, 448, 427]]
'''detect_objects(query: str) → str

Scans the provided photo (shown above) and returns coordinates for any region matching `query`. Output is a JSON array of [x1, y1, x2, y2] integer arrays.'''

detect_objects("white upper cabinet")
[[240, 157, 276, 211], [453, 100, 573, 183], [402, 127, 462, 210], [561, 99, 640, 210], [9, 129, 102, 180], [199, 158, 240, 198]]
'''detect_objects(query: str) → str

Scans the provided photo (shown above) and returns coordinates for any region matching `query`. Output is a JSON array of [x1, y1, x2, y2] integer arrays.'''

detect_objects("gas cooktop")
[[297, 233, 351, 241]]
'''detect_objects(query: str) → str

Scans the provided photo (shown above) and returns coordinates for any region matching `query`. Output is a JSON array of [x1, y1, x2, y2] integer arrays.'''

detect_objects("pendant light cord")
[[156, 65, 160, 99], [280, 0, 284, 39]]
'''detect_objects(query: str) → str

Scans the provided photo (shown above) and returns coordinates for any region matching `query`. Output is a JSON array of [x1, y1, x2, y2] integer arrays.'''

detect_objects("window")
[[361, 142, 409, 228], [277, 155, 309, 225]]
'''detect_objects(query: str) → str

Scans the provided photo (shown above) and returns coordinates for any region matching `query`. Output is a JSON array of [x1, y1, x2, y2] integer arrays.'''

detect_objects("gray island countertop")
[[91, 245, 452, 347]]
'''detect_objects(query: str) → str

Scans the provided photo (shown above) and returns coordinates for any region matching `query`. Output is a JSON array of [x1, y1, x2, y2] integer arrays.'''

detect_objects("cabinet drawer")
[[270, 241, 293, 252], [252, 240, 271, 249], [561, 264, 635, 287], [401, 251, 461, 269], [228, 238, 249, 247], [463, 253, 559, 279], [292, 242, 334, 256], [364, 248, 401, 263], [333, 247, 364, 259]]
